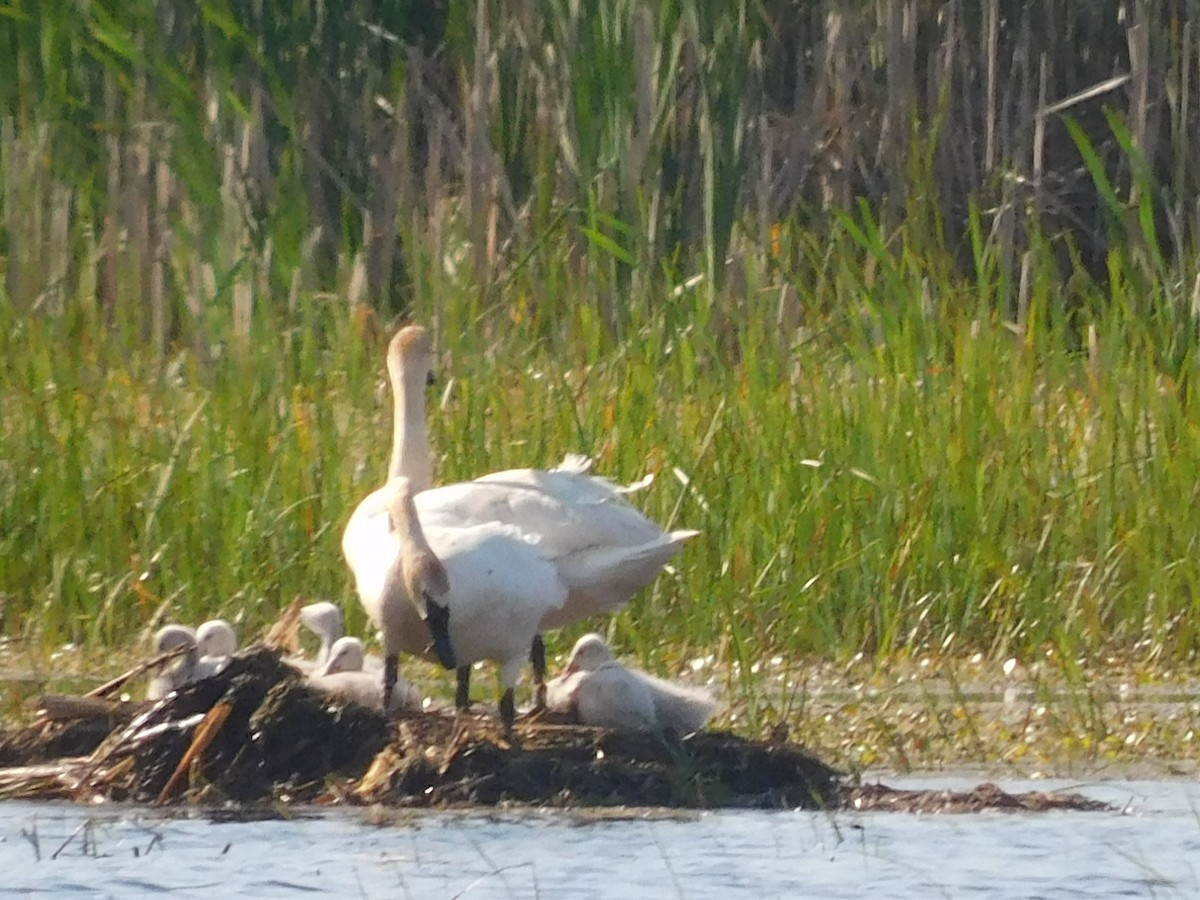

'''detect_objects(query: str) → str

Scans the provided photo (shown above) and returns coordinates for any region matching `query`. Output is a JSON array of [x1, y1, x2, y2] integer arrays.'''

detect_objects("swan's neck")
[[388, 364, 433, 493], [390, 483, 429, 553], [389, 485, 450, 600]]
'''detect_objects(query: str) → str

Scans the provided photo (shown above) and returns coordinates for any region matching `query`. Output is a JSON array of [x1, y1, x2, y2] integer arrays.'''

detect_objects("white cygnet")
[[145, 624, 198, 700], [546, 634, 717, 734], [307, 636, 421, 713]]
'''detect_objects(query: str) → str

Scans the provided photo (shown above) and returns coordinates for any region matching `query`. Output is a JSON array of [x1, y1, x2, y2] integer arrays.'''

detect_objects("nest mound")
[[0, 648, 1108, 814], [0, 648, 838, 809]]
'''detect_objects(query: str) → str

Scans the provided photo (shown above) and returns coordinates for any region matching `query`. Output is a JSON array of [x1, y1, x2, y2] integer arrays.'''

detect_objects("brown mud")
[[0, 647, 1109, 815]]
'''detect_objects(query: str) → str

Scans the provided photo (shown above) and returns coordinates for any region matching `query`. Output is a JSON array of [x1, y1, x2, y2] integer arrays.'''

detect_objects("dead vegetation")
[[0, 646, 1109, 815]]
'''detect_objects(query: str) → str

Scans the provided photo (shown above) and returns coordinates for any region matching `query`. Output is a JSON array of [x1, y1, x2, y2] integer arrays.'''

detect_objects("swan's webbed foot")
[[455, 665, 472, 710], [530, 633, 547, 710], [383, 654, 399, 714]]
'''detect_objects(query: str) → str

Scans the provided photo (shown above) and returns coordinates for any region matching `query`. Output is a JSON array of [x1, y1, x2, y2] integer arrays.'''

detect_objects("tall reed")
[[3, 2, 1200, 677]]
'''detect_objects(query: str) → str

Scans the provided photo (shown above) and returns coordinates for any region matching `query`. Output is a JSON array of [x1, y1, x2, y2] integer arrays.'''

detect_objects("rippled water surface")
[[1, 779, 1198, 898]]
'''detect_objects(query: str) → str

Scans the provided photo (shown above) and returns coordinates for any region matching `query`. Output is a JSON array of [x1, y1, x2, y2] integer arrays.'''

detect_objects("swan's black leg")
[[455, 665, 472, 709], [499, 688, 516, 733], [530, 633, 547, 710], [383, 654, 399, 713]]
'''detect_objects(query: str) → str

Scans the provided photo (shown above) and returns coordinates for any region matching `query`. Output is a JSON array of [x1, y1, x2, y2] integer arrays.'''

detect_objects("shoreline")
[[4, 641, 1198, 779]]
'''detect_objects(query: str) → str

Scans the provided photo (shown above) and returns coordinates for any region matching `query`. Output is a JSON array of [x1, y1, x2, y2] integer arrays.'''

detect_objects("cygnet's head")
[[196, 619, 237, 658], [387, 325, 436, 387], [320, 636, 366, 676], [300, 601, 344, 643], [154, 624, 197, 654], [564, 633, 615, 675]]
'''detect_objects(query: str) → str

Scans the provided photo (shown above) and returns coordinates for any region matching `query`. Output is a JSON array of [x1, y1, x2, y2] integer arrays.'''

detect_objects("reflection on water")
[[0, 779, 1197, 899]]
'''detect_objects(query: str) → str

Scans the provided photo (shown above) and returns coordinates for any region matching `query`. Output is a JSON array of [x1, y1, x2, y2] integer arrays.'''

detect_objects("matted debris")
[[0, 646, 1109, 814], [841, 781, 1112, 813]]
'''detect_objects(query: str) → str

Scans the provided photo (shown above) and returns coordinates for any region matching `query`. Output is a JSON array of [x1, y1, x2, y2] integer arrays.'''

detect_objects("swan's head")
[[299, 601, 344, 644], [196, 619, 237, 658], [154, 624, 197, 654], [387, 325, 436, 387], [319, 636, 366, 676], [564, 633, 615, 675]]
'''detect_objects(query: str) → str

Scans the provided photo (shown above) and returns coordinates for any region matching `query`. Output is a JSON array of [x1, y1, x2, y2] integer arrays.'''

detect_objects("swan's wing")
[[472, 467, 636, 507], [551, 454, 658, 495], [574, 665, 658, 730], [553, 453, 594, 475], [415, 479, 672, 558], [539, 529, 700, 629], [414, 521, 567, 671], [426, 523, 570, 622]]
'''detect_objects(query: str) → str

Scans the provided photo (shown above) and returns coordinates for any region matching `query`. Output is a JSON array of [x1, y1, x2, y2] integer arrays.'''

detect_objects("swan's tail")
[[539, 529, 700, 629]]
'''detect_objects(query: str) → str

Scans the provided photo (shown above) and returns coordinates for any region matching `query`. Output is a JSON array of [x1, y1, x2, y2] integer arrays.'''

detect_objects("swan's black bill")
[[424, 600, 456, 670]]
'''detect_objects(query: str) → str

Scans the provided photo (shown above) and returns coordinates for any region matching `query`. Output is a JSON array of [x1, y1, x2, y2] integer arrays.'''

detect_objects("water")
[[1, 779, 1197, 898]]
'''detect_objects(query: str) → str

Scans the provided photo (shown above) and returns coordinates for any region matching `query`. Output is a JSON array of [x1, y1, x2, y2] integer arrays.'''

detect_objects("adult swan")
[[341, 325, 698, 711]]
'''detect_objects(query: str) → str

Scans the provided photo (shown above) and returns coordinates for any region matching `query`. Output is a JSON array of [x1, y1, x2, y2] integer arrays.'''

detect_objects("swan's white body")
[[146, 624, 199, 700], [341, 325, 696, 656], [342, 478, 443, 667], [390, 477, 568, 724], [307, 636, 421, 712], [414, 456, 699, 630], [545, 634, 717, 734]]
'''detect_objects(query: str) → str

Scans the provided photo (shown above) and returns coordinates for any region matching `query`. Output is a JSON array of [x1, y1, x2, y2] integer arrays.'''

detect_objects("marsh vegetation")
[[3, 2, 1200, 766]]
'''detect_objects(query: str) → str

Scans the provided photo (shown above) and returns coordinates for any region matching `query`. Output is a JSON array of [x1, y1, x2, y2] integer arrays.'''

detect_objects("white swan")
[[145, 624, 198, 700], [344, 323, 699, 707], [307, 636, 421, 712], [545, 634, 717, 734], [384, 476, 568, 728], [343, 476, 458, 706]]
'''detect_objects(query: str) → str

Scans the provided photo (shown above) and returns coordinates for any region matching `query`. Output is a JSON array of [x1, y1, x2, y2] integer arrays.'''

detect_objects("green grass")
[[4, 212, 1200, 714], [5, 2, 1200, 740]]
